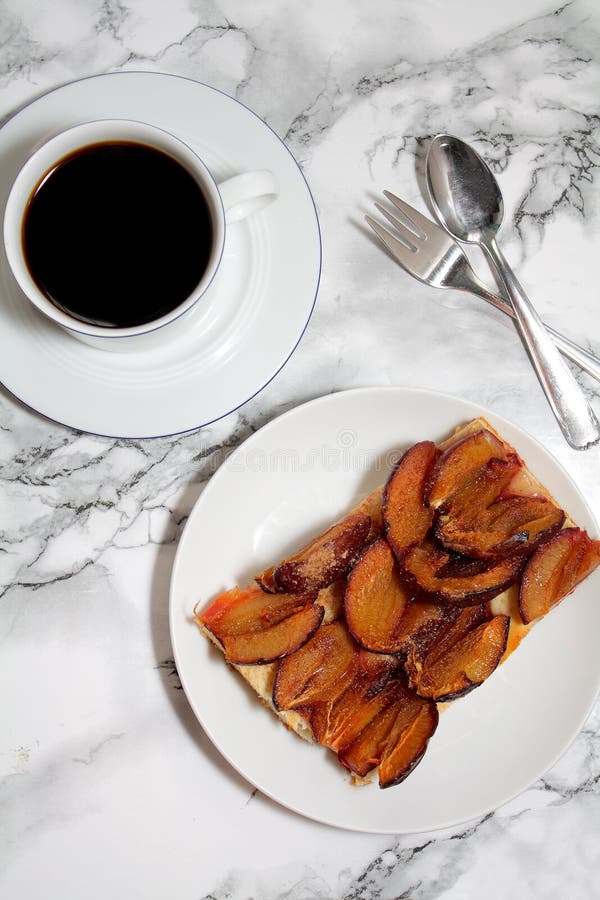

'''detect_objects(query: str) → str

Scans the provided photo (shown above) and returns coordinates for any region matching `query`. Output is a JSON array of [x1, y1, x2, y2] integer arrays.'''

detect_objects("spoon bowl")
[[426, 134, 504, 243]]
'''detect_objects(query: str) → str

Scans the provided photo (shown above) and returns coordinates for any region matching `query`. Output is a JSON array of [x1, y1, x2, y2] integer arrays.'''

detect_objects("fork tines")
[[366, 191, 445, 271]]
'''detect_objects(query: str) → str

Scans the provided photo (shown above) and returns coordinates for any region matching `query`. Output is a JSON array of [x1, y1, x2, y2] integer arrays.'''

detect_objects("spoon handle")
[[482, 237, 600, 450], [470, 283, 600, 383], [546, 327, 600, 384]]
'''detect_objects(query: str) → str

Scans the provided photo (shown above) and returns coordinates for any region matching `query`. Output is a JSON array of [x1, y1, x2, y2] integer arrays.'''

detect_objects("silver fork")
[[366, 191, 600, 385]]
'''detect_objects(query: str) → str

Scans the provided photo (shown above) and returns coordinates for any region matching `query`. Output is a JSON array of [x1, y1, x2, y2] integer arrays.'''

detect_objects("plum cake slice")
[[195, 418, 600, 788]]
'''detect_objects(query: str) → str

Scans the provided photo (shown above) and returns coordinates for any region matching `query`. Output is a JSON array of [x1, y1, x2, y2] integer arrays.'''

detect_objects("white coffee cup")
[[3, 119, 278, 351]]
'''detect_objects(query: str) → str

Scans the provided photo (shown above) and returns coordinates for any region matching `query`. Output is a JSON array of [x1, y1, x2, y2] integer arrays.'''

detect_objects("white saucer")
[[0, 73, 321, 437]]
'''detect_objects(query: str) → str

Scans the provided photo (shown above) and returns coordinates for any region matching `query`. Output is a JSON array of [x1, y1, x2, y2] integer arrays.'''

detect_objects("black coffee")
[[22, 141, 213, 328]]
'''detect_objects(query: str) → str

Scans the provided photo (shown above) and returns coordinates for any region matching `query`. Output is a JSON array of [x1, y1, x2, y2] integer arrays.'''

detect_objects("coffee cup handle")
[[217, 169, 278, 224]]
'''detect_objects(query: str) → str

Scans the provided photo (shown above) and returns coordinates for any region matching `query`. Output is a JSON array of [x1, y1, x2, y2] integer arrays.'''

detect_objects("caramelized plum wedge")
[[273, 620, 358, 711], [338, 681, 437, 784], [198, 583, 315, 638], [309, 651, 401, 750], [198, 583, 324, 665], [337, 696, 403, 778], [392, 600, 463, 671], [383, 441, 437, 558], [436, 494, 565, 559], [378, 698, 439, 789], [414, 603, 491, 665], [344, 538, 410, 653], [408, 613, 509, 701], [438, 457, 521, 518], [273, 512, 372, 594], [519, 528, 600, 624], [399, 538, 524, 605], [221, 602, 324, 665], [426, 428, 515, 509], [403, 604, 490, 687]]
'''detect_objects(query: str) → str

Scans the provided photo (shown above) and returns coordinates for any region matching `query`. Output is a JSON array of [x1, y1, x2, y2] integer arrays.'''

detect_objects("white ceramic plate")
[[0, 73, 320, 437], [169, 387, 600, 833]]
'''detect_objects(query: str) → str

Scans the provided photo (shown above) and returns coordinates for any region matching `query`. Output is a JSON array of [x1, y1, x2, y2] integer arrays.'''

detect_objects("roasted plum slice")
[[337, 681, 437, 785], [198, 583, 323, 665], [378, 697, 439, 788], [272, 620, 359, 711], [382, 441, 437, 558], [425, 428, 515, 509], [407, 612, 509, 701], [436, 493, 565, 559], [403, 603, 490, 688], [438, 456, 521, 518], [220, 603, 324, 665], [391, 600, 463, 668], [344, 538, 410, 653], [519, 527, 600, 624], [309, 651, 400, 750], [199, 583, 315, 637], [413, 603, 491, 666], [337, 694, 404, 778], [399, 538, 524, 606], [273, 512, 372, 594]]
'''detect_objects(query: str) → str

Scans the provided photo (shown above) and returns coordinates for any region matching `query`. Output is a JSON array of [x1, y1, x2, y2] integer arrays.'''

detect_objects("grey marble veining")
[[1, 1, 600, 898]]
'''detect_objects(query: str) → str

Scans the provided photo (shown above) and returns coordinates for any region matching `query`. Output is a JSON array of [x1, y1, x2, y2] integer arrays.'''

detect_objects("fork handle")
[[482, 237, 599, 450], [473, 283, 600, 385]]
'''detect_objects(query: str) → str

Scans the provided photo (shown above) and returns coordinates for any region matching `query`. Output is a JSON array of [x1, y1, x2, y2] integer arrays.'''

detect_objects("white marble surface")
[[1, 1, 600, 897]]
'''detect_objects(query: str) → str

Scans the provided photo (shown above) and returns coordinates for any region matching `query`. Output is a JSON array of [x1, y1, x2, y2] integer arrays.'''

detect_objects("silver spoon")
[[425, 133, 600, 451]]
